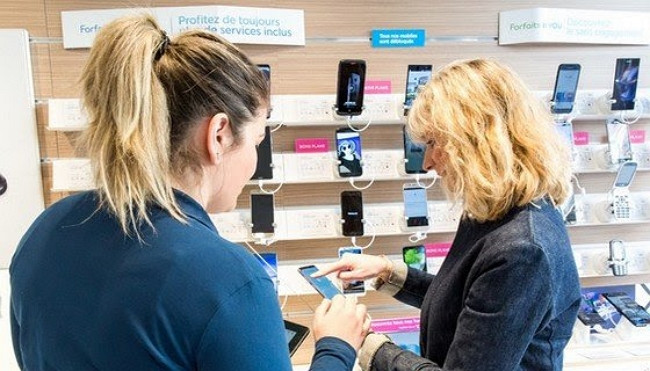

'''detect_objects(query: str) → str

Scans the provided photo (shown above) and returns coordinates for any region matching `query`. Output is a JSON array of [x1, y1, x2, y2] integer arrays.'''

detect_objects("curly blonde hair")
[[408, 58, 571, 222]]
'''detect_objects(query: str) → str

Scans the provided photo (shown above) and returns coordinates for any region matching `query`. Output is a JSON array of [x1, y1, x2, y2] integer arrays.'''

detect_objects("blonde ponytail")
[[79, 14, 183, 236]]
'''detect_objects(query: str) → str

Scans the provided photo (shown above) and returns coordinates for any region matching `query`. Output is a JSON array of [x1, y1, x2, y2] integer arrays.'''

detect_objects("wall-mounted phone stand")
[[331, 104, 372, 131], [250, 227, 277, 246], [408, 231, 428, 243], [256, 178, 283, 194]]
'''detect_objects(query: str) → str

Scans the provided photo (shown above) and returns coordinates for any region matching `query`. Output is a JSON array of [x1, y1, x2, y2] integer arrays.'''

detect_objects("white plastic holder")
[[613, 316, 650, 341], [333, 158, 375, 190], [332, 104, 372, 132], [250, 223, 278, 246]]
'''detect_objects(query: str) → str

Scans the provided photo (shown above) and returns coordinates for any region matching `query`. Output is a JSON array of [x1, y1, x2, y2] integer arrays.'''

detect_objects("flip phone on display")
[[403, 184, 429, 227], [298, 265, 342, 299], [611, 58, 640, 111], [251, 193, 275, 234], [606, 119, 632, 164], [335, 59, 366, 116], [336, 128, 363, 177], [551, 64, 581, 114], [341, 191, 364, 237], [607, 240, 628, 276], [251, 126, 273, 180], [338, 247, 366, 295], [603, 292, 650, 327], [610, 161, 637, 220], [402, 245, 427, 272], [403, 126, 427, 174], [404, 64, 433, 116]]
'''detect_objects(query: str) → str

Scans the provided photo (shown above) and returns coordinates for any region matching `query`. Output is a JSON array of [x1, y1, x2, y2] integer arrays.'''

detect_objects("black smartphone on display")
[[284, 320, 310, 356], [336, 59, 366, 116], [251, 126, 273, 180], [404, 64, 433, 116], [250, 193, 274, 234], [341, 191, 364, 237], [257, 64, 272, 119], [603, 292, 650, 327], [402, 245, 427, 272], [403, 126, 427, 174], [551, 64, 581, 114], [606, 119, 632, 164], [338, 247, 366, 295], [611, 58, 640, 111], [336, 127, 363, 177], [577, 294, 606, 326], [403, 184, 429, 227], [298, 265, 342, 299]]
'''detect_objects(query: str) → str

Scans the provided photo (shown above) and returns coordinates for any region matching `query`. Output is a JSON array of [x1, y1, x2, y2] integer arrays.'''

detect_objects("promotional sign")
[[61, 5, 305, 49], [371, 29, 425, 48], [499, 8, 650, 45], [364, 80, 392, 94], [629, 130, 646, 144], [573, 131, 590, 146], [294, 138, 330, 153]]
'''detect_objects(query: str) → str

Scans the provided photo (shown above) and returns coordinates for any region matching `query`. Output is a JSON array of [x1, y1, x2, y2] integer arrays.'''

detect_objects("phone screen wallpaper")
[[614, 59, 639, 105], [337, 133, 362, 175], [554, 69, 579, 111], [345, 73, 361, 108], [405, 69, 431, 108], [403, 246, 427, 271]]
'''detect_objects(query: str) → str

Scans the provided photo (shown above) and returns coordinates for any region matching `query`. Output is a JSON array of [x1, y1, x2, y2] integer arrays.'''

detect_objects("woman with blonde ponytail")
[[11, 14, 366, 370], [316, 59, 581, 370]]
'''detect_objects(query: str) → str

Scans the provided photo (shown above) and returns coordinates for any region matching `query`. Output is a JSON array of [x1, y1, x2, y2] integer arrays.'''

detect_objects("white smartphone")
[[337, 247, 366, 296], [606, 119, 632, 164]]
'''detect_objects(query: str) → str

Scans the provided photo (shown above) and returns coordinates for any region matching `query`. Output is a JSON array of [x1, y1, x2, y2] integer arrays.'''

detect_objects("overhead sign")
[[499, 8, 650, 45], [371, 29, 426, 48], [61, 5, 305, 49]]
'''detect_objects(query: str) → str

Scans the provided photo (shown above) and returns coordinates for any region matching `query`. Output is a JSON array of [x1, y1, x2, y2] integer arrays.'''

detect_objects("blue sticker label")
[[371, 29, 426, 48]]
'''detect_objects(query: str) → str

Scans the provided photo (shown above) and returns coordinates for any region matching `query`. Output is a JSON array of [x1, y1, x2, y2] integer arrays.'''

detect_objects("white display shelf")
[[47, 90, 650, 131]]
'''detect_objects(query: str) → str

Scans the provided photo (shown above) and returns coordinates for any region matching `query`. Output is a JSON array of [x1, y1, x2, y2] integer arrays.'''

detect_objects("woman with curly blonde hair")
[[317, 58, 581, 371]]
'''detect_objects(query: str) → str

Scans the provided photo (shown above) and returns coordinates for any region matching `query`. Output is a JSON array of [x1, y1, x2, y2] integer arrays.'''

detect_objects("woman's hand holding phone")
[[312, 295, 370, 351], [313, 253, 392, 282]]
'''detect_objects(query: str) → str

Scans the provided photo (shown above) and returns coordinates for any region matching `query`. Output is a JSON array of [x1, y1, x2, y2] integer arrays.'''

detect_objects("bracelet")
[[378, 254, 394, 283]]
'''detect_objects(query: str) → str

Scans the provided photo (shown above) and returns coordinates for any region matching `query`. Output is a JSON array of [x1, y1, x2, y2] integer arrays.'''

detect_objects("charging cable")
[[349, 177, 375, 190], [270, 121, 285, 133], [257, 179, 284, 194], [350, 220, 377, 250], [415, 173, 437, 189]]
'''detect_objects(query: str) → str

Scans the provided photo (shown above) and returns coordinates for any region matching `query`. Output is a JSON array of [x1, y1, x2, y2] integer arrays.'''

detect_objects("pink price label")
[[425, 242, 452, 258], [629, 130, 646, 144], [364, 80, 392, 94], [573, 131, 589, 146], [294, 138, 330, 153], [370, 317, 420, 334]]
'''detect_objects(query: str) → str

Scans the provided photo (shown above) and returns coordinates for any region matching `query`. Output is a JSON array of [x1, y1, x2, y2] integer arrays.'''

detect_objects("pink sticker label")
[[630, 130, 646, 144], [371, 317, 420, 333], [364, 80, 392, 94], [294, 138, 330, 153], [573, 132, 589, 146], [425, 242, 452, 258]]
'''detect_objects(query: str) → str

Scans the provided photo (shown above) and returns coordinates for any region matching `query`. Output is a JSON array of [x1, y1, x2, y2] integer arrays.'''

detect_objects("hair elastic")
[[154, 31, 170, 61]]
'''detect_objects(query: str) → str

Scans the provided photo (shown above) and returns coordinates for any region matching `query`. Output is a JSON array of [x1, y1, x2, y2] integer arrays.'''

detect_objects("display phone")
[[603, 292, 650, 327], [560, 192, 577, 225], [250, 193, 275, 234], [255, 252, 278, 293], [403, 184, 429, 228], [0, 172, 6, 196], [337, 247, 366, 295], [403, 126, 427, 174], [553, 121, 575, 158], [404, 64, 433, 116], [402, 245, 427, 272], [606, 118, 632, 164], [607, 239, 628, 276], [251, 126, 273, 180], [610, 161, 637, 220], [335, 59, 366, 116], [578, 293, 606, 326], [256, 64, 272, 119], [298, 265, 342, 299], [551, 64, 581, 114], [611, 58, 640, 111], [340, 191, 364, 236], [335, 128, 363, 177], [284, 320, 310, 356]]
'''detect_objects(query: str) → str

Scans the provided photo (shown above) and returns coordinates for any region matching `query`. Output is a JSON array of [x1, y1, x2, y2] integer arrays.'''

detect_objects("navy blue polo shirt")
[[10, 190, 355, 370]]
